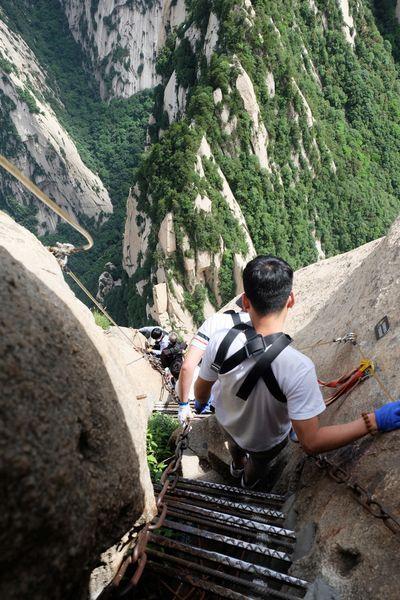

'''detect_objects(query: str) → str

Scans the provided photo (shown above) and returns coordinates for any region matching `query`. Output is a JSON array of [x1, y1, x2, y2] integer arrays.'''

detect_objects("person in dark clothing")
[[138, 326, 169, 355], [160, 332, 187, 382]]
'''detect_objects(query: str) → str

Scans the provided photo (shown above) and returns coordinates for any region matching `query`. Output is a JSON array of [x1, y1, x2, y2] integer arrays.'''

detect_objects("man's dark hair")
[[243, 255, 293, 315], [151, 327, 163, 340]]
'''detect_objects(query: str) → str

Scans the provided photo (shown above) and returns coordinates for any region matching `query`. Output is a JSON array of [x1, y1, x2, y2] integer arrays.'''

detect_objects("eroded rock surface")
[[0, 17, 112, 233], [0, 212, 158, 599], [190, 220, 400, 599]]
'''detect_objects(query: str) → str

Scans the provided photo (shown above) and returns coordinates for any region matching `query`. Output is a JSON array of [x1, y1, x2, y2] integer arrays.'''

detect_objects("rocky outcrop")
[[197, 135, 256, 271], [338, 0, 356, 47], [204, 12, 219, 63], [123, 132, 256, 330], [235, 63, 270, 171], [60, 0, 187, 99], [163, 70, 187, 123], [0, 211, 159, 599], [96, 262, 122, 304], [0, 16, 112, 233], [191, 219, 400, 599], [123, 185, 151, 277]]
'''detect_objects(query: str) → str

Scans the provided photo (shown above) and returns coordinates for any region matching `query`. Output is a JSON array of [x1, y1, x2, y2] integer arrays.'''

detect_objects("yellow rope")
[[355, 342, 395, 403], [299, 330, 394, 403], [0, 154, 93, 252]]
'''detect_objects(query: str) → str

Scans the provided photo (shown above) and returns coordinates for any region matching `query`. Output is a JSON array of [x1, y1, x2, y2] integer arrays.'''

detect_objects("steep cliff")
[[0, 12, 112, 233], [2, 0, 400, 330], [0, 0, 152, 319], [122, 0, 400, 328], [60, 0, 187, 99]]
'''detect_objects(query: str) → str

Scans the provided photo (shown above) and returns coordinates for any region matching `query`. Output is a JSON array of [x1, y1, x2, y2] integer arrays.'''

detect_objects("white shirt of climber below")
[[191, 311, 251, 351], [200, 328, 326, 452]]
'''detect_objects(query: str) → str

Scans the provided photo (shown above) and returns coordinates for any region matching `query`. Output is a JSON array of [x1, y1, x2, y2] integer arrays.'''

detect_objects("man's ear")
[[287, 291, 295, 309], [242, 293, 251, 312]]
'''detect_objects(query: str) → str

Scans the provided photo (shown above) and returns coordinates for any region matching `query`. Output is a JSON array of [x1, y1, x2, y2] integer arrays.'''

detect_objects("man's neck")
[[250, 309, 287, 336]]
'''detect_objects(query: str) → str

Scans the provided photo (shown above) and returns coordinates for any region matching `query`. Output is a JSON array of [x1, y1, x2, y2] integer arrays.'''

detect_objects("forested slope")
[[125, 0, 400, 328], [1, 0, 400, 328], [0, 0, 152, 320]]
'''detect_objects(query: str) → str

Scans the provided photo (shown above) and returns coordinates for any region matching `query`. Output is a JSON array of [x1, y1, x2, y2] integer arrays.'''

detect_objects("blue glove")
[[375, 400, 400, 432], [194, 398, 213, 414]]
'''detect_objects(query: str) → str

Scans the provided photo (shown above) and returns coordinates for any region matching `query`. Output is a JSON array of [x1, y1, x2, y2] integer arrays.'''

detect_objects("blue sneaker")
[[194, 398, 213, 414]]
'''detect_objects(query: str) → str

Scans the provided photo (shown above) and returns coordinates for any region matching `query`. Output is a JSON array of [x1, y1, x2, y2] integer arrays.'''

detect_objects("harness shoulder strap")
[[223, 309, 242, 325], [237, 334, 292, 402], [211, 323, 252, 373], [219, 327, 261, 374]]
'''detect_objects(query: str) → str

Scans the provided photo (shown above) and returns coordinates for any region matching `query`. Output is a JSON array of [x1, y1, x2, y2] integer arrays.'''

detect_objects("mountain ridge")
[[1, 0, 400, 329]]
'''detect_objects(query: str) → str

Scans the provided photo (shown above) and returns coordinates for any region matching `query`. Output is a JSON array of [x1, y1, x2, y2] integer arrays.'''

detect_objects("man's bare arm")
[[178, 346, 205, 404], [194, 376, 214, 405], [292, 412, 377, 455]]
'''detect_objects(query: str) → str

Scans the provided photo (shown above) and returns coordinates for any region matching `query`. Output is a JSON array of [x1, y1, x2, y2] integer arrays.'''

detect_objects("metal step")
[[143, 477, 310, 599]]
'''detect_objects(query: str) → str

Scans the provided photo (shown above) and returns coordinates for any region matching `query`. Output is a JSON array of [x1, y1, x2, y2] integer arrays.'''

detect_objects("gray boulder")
[[194, 216, 400, 599], [0, 212, 157, 599]]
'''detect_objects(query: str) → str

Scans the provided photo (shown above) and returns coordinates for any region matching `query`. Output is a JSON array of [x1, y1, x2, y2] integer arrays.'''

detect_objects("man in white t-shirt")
[[177, 309, 251, 423], [194, 255, 400, 489]]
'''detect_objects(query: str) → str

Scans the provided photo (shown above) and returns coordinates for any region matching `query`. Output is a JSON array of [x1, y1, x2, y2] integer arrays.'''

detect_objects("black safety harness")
[[211, 321, 292, 402]]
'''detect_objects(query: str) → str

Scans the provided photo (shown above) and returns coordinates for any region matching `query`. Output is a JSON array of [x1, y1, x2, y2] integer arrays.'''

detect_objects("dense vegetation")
[[372, 0, 400, 62], [147, 413, 179, 481], [2, 0, 400, 326], [133, 0, 400, 323], [0, 0, 152, 324]]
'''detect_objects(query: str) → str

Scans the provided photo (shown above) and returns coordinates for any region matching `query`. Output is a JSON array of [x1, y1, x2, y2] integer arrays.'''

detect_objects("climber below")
[[177, 304, 250, 420], [138, 326, 169, 356], [160, 332, 187, 384], [191, 255, 400, 489]]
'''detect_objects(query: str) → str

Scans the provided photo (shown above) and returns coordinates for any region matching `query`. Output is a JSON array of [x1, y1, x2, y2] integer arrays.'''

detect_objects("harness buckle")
[[244, 334, 266, 358], [210, 362, 221, 373]]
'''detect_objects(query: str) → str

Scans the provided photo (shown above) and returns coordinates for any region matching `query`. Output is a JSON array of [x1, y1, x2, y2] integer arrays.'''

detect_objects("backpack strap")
[[223, 309, 242, 325], [237, 334, 292, 402], [219, 327, 270, 374], [210, 323, 252, 373]]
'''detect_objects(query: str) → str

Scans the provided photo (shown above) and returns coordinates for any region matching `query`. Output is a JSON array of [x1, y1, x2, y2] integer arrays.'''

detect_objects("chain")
[[98, 422, 191, 598], [314, 455, 400, 537]]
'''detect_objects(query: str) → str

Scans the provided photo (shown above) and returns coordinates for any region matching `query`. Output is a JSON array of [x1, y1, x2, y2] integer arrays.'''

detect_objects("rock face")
[[191, 219, 400, 599], [123, 132, 256, 332], [0, 17, 112, 233], [0, 212, 158, 599], [96, 262, 121, 304], [60, 0, 187, 99], [235, 63, 270, 171]]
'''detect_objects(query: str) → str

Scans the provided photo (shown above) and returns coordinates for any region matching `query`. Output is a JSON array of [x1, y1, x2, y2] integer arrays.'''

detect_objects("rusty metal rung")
[[147, 559, 264, 599], [162, 518, 292, 562], [148, 533, 308, 590], [147, 549, 303, 599], [165, 498, 296, 540], [166, 507, 294, 551], [177, 477, 287, 503], [154, 485, 285, 520]]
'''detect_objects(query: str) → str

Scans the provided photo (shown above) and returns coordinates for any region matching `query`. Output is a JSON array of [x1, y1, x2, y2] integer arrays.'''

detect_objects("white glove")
[[178, 403, 193, 425]]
